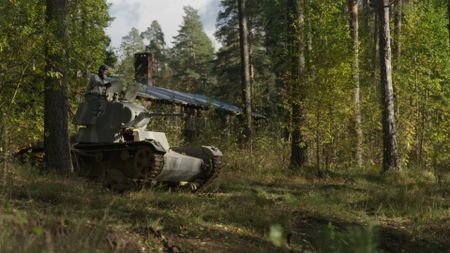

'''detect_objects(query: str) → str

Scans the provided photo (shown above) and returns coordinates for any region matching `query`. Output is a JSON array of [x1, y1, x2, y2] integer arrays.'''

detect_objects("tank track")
[[194, 155, 222, 193], [103, 152, 164, 191], [147, 153, 164, 183], [71, 142, 164, 191]]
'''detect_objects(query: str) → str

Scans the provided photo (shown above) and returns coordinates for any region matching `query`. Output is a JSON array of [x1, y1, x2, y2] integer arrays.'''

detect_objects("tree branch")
[[384, 0, 398, 8], [9, 65, 29, 107]]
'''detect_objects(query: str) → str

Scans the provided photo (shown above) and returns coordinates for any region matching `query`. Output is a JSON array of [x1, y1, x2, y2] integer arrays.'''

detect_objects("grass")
[[0, 143, 449, 253]]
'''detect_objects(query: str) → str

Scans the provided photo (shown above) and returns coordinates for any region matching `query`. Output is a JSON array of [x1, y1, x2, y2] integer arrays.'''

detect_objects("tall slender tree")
[[448, 0, 450, 42], [373, 4, 379, 89], [238, 0, 253, 147], [287, 0, 307, 169], [364, 0, 371, 29], [44, 0, 73, 173], [349, 0, 363, 168], [377, 0, 400, 171], [215, 0, 275, 113], [395, 0, 403, 59]]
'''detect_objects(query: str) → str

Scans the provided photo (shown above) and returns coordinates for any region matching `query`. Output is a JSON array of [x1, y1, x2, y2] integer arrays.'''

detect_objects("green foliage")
[[119, 27, 145, 58], [116, 27, 145, 83], [317, 223, 379, 253], [141, 20, 169, 86], [393, 0, 450, 170], [303, 0, 354, 169], [0, 0, 111, 151], [170, 6, 215, 93], [104, 37, 118, 68], [0, 0, 447, 174], [215, 0, 278, 112], [61, 0, 112, 136], [0, 0, 45, 147], [0, 0, 449, 251], [141, 20, 166, 48]]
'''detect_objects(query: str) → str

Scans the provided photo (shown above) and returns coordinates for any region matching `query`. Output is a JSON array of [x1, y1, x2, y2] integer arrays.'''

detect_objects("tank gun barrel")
[[124, 112, 184, 128], [146, 112, 184, 117]]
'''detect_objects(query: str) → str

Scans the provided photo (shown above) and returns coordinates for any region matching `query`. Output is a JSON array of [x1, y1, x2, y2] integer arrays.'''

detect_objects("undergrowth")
[[0, 137, 448, 252]]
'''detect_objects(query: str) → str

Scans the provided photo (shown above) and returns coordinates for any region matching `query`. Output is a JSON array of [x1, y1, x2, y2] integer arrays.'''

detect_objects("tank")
[[70, 81, 222, 192]]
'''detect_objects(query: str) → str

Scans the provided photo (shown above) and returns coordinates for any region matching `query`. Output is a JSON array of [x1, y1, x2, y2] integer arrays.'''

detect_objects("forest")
[[0, 0, 449, 252]]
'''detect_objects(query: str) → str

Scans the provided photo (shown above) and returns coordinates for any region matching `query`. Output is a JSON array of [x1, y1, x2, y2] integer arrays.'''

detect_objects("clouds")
[[109, 1, 142, 24], [199, 0, 222, 37], [106, 0, 220, 49]]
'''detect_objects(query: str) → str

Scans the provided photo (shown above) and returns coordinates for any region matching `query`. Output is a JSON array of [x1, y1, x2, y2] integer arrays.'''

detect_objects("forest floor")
[[0, 147, 449, 253]]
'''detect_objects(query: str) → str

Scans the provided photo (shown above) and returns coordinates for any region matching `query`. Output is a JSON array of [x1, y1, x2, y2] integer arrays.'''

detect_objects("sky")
[[106, 0, 221, 50]]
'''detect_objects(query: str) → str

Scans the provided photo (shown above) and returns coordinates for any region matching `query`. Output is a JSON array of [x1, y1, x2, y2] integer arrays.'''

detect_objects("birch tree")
[[349, 0, 363, 168], [377, 0, 400, 171], [287, 0, 307, 169]]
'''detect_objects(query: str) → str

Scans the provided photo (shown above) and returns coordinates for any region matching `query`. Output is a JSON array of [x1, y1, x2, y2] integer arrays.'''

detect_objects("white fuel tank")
[[157, 151, 204, 182]]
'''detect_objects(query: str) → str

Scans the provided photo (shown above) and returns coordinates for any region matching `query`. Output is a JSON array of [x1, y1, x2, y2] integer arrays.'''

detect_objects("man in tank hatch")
[[86, 64, 112, 97]]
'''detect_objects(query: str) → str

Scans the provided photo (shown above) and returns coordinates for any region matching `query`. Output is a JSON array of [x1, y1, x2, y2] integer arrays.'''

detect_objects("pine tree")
[[104, 37, 117, 68], [238, 0, 253, 147], [349, 0, 363, 168], [120, 27, 144, 59], [215, 0, 277, 111], [170, 6, 214, 92], [142, 20, 166, 51], [215, 0, 243, 102], [117, 27, 145, 82], [141, 20, 167, 83], [44, 0, 73, 173], [287, 0, 308, 169]]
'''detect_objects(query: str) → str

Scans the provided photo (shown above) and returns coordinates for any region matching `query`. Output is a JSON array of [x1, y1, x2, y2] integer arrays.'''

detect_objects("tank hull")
[[71, 141, 222, 192]]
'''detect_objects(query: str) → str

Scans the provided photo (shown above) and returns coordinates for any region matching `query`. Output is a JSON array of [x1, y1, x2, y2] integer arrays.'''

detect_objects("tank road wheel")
[[72, 150, 104, 178], [103, 168, 129, 192], [73, 154, 91, 177], [72, 143, 165, 191], [133, 147, 153, 179], [123, 145, 164, 185]]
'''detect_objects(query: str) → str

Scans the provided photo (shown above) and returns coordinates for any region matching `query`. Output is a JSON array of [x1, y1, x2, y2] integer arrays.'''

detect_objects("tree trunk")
[[448, 0, 450, 43], [372, 6, 379, 95], [349, 0, 363, 168], [363, 0, 371, 31], [316, 101, 322, 177], [44, 0, 73, 174], [238, 0, 253, 148], [394, 0, 402, 59], [287, 0, 307, 169], [377, 0, 400, 171]]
